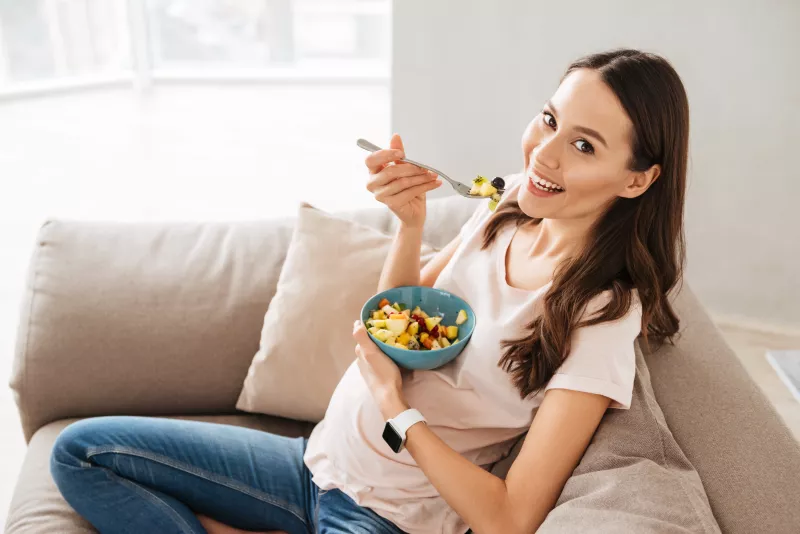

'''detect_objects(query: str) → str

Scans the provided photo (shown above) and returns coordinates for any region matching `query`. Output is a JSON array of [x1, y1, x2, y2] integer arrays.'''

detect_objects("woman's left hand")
[[352, 320, 410, 420]]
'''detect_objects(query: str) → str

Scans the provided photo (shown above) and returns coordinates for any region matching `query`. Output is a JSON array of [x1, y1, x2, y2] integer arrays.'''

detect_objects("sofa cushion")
[[236, 203, 439, 422], [491, 342, 721, 534], [10, 195, 477, 441], [4, 414, 315, 534]]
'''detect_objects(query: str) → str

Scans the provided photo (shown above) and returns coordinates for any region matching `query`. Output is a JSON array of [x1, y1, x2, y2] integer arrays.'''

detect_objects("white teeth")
[[531, 175, 564, 193]]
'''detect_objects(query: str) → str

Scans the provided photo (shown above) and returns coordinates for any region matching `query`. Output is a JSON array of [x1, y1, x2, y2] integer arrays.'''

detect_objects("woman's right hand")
[[365, 134, 442, 229]]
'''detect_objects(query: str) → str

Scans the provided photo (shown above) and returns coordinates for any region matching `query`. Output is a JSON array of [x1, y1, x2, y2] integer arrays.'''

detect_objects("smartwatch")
[[382, 408, 427, 453]]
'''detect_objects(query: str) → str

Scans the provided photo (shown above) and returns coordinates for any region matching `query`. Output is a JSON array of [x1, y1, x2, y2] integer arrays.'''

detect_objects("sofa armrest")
[[644, 287, 800, 533]]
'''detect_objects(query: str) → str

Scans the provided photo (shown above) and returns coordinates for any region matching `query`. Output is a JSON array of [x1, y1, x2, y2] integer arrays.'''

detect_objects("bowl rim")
[[360, 285, 477, 353]]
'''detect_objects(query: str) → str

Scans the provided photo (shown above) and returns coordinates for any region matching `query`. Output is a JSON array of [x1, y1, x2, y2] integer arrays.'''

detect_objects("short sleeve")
[[544, 292, 642, 409]]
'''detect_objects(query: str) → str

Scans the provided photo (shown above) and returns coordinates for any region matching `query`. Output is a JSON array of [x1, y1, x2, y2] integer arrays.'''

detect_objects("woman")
[[51, 48, 688, 534]]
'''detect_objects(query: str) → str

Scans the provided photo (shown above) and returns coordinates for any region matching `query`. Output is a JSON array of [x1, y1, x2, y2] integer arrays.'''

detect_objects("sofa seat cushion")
[[5, 414, 315, 534]]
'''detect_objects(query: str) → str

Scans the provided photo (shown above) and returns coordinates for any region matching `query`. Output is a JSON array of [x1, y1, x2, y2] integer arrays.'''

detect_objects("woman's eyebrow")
[[544, 99, 609, 149]]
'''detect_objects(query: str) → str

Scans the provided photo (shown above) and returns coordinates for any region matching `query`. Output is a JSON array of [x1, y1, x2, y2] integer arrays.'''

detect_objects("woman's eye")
[[574, 139, 595, 155], [542, 111, 556, 129]]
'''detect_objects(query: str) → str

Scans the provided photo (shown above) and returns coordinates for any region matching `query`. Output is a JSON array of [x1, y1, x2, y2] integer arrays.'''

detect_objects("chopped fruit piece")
[[373, 329, 394, 342], [386, 316, 409, 334], [378, 298, 390, 308], [367, 302, 465, 352], [470, 175, 489, 196], [491, 192, 502, 202], [424, 316, 443, 332], [456, 309, 468, 325], [492, 177, 505, 189], [454, 338, 460, 343], [488, 199, 498, 212], [479, 182, 498, 197]]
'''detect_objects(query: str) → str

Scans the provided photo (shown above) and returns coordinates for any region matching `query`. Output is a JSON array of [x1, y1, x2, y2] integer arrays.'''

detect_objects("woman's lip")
[[527, 177, 564, 198]]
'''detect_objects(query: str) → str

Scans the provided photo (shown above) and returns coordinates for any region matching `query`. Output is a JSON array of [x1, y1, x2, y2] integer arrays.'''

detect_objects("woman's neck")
[[523, 216, 594, 262]]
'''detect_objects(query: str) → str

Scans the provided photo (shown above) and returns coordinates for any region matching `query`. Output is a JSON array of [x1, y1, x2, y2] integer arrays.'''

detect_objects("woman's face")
[[517, 68, 654, 222]]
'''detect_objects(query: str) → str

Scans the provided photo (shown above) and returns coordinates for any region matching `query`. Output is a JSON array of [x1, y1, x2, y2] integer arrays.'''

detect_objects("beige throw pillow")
[[237, 203, 437, 422]]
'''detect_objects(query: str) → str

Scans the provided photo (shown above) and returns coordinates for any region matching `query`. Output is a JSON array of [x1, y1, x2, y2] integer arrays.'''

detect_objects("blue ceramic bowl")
[[360, 286, 476, 370]]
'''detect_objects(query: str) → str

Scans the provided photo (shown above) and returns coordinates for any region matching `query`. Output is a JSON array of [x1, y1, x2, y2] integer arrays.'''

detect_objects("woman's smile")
[[526, 171, 566, 198]]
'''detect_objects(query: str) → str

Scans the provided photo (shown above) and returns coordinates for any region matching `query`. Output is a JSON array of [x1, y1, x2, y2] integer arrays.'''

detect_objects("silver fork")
[[357, 138, 479, 198]]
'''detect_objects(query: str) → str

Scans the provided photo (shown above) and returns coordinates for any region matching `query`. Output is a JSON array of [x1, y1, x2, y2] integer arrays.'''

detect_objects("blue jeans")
[[50, 416, 405, 534]]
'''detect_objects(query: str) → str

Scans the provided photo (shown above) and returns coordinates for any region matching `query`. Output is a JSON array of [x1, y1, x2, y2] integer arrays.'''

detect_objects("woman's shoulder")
[[580, 288, 642, 333]]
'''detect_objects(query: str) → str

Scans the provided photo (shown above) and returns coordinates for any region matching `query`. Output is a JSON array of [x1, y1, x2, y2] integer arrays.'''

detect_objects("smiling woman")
[[483, 49, 687, 400]]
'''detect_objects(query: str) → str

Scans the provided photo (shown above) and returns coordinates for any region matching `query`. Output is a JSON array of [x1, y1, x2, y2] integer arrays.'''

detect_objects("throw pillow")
[[236, 203, 437, 422]]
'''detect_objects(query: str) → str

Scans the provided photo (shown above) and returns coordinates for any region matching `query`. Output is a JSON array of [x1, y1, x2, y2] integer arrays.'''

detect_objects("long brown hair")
[[485, 49, 688, 398]]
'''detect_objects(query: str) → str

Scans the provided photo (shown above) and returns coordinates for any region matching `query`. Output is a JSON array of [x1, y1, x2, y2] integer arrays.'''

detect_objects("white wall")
[[392, 0, 800, 329]]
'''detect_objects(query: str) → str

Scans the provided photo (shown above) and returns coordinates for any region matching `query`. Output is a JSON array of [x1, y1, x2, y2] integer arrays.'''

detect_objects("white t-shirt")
[[303, 173, 643, 534]]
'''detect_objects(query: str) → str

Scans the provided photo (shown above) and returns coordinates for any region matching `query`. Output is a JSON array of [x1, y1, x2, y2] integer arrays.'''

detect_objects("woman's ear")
[[619, 164, 661, 199]]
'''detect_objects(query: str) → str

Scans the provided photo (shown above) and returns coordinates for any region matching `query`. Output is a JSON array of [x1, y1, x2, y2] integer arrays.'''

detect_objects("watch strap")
[[389, 408, 426, 439]]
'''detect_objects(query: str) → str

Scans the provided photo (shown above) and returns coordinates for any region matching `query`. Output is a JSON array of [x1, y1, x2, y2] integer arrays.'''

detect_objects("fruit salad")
[[469, 176, 505, 211], [367, 298, 468, 351]]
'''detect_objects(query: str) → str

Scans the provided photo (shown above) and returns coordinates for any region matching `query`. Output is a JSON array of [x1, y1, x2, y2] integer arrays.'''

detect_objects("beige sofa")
[[5, 196, 800, 533]]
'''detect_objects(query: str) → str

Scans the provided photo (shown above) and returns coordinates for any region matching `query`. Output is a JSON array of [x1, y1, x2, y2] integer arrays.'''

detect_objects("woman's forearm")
[[377, 224, 423, 292], [404, 422, 529, 534], [376, 394, 534, 534]]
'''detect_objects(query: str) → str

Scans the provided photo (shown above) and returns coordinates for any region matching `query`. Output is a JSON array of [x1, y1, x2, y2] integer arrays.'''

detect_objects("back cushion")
[[11, 196, 477, 440]]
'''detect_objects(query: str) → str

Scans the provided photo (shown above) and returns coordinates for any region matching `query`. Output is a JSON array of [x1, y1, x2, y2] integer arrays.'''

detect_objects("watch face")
[[382, 422, 403, 453]]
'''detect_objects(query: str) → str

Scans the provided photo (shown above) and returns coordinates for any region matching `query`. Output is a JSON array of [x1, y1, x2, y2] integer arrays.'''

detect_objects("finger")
[[353, 320, 373, 344], [388, 133, 405, 153], [365, 148, 405, 174], [373, 172, 438, 200], [386, 179, 442, 207], [367, 164, 435, 191], [356, 354, 368, 376]]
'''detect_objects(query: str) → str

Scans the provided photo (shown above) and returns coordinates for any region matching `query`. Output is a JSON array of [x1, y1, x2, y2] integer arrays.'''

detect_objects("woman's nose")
[[533, 136, 560, 171]]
